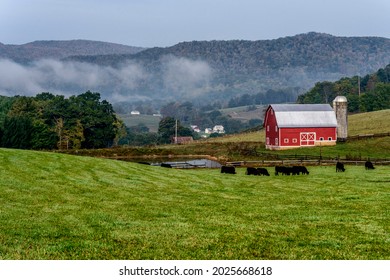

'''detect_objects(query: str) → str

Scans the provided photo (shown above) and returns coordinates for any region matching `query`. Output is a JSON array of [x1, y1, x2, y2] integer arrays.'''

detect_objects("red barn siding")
[[264, 105, 337, 150], [264, 107, 279, 146], [279, 127, 336, 147]]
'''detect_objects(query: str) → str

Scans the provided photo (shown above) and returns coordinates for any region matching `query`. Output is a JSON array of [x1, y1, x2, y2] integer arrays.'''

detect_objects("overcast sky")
[[1, 0, 389, 47]]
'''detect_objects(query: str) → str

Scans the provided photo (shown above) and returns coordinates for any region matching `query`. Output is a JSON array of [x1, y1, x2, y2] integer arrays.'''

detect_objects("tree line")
[[0, 91, 222, 149], [297, 64, 390, 112], [0, 91, 123, 150]]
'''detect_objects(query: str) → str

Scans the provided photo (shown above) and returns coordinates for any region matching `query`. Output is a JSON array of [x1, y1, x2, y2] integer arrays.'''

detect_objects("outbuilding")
[[263, 104, 338, 150]]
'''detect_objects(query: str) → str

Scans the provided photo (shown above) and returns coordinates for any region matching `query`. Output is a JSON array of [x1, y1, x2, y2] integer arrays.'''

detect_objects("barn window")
[[267, 125, 269, 132], [275, 126, 278, 132], [320, 137, 324, 141], [284, 138, 289, 143], [328, 137, 332, 141], [292, 138, 297, 143], [275, 138, 279, 145], [266, 137, 270, 145]]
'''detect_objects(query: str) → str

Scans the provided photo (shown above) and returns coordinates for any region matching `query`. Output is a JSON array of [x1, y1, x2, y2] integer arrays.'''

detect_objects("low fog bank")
[[0, 56, 214, 104], [0, 56, 333, 109]]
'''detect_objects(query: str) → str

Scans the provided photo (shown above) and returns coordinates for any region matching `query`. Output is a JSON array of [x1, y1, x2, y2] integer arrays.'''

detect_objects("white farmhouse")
[[190, 125, 201, 133], [213, 125, 225, 134], [205, 128, 213, 134]]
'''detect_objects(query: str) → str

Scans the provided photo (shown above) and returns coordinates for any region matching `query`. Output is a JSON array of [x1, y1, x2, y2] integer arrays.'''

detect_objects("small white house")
[[191, 125, 201, 133], [130, 110, 140, 115], [213, 125, 225, 134], [205, 128, 213, 134]]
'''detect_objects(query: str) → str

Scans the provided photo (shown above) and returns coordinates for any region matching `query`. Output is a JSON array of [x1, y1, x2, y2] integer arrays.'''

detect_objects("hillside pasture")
[[0, 148, 389, 260], [118, 113, 161, 132], [348, 109, 390, 136]]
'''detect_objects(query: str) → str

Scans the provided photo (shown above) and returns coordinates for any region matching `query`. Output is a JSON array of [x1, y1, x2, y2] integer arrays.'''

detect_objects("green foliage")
[[298, 64, 390, 113], [0, 96, 16, 127], [157, 117, 194, 144], [0, 91, 120, 150], [1, 116, 34, 149]]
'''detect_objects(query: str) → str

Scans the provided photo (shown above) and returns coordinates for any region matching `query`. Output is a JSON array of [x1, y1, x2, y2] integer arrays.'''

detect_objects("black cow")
[[221, 165, 236, 174], [161, 163, 172, 168], [293, 166, 309, 175], [365, 161, 375, 170], [275, 166, 285, 176], [275, 166, 293, 175], [257, 168, 270, 176], [246, 167, 259, 175], [283, 166, 293, 175], [336, 162, 345, 172], [299, 166, 309, 175]]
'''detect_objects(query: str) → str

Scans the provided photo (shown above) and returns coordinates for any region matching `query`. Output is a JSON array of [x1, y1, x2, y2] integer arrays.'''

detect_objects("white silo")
[[333, 96, 348, 141]]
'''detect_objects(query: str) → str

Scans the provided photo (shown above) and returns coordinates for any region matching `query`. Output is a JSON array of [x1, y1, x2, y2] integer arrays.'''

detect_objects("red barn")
[[263, 104, 337, 150]]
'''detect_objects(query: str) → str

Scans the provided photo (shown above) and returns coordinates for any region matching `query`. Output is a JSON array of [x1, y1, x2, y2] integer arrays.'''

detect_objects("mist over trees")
[[2, 33, 390, 109]]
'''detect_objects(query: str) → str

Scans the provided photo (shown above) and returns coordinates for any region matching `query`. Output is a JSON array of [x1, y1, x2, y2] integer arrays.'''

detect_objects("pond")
[[119, 157, 222, 169]]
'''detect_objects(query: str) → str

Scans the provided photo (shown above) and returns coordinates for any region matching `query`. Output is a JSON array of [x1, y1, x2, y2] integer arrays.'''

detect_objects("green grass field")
[[1, 148, 389, 260]]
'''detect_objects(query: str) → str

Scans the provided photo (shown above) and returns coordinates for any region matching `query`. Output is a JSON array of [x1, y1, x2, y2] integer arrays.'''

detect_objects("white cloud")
[[0, 57, 214, 102], [162, 56, 213, 96], [0, 59, 147, 99]]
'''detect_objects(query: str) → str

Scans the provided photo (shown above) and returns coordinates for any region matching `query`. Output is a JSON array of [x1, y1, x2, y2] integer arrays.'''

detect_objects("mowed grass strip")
[[0, 148, 389, 260]]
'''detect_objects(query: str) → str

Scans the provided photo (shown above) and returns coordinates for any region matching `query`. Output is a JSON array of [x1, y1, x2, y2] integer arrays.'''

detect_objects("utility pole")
[[175, 119, 178, 144], [358, 76, 361, 97]]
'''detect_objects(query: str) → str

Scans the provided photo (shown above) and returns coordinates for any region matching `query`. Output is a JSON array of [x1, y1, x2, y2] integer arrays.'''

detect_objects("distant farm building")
[[190, 125, 201, 133], [204, 125, 225, 134], [130, 110, 140, 115], [333, 96, 348, 141], [212, 125, 225, 134], [263, 104, 338, 150], [171, 136, 194, 144]]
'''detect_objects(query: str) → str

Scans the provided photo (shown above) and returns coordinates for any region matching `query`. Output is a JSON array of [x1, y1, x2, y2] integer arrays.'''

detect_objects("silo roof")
[[270, 104, 338, 128], [333, 96, 348, 102]]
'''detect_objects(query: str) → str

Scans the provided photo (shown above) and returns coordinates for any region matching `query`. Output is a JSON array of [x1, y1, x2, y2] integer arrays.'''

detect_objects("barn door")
[[300, 132, 316, 146]]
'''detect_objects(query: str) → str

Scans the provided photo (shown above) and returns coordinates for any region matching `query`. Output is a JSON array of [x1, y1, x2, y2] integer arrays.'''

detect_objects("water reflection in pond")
[[120, 157, 222, 169]]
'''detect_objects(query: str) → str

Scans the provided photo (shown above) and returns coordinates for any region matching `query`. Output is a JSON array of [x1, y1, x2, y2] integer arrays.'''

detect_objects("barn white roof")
[[270, 104, 338, 128]]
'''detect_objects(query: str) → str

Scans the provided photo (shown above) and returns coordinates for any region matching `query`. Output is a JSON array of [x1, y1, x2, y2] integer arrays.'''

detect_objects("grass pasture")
[[0, 148, 389, 260]]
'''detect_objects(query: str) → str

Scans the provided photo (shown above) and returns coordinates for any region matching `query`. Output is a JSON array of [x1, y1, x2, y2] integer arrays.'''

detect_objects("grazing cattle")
[[221, 165, 236, 174], [246, 167, 270, 176], [299, 166, 309, 175], [336, 162, 345, 172], [275, 166, 293, 175], [161, 163, 172, 168], [246, 167, 259, 175], [293, 166, 309, 175], [257, 168, 270, 176], [282, 166, 295, 176], [365, 161, 375, 170], [275, 166, 285, 176]]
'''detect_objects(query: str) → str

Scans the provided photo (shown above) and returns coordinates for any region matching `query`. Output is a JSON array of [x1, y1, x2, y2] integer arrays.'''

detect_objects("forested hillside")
[[66, 32, 390, 107], [297, 64, 390, 112], [0, 40, 145, 63], [1, 33, 390, 110]]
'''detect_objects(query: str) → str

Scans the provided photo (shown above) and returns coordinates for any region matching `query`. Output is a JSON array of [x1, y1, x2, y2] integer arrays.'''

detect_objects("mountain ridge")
[[1, 33, 390, 106], [0, 39, 145, 63]]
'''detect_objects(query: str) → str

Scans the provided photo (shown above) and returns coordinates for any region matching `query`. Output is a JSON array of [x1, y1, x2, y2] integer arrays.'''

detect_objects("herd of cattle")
[[220, 161, 376, 175]]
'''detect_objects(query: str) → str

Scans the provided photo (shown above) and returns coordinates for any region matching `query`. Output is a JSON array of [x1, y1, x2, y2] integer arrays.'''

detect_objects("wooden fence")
[[348, 132, 390, 141], [226, 153, 390, 167]]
